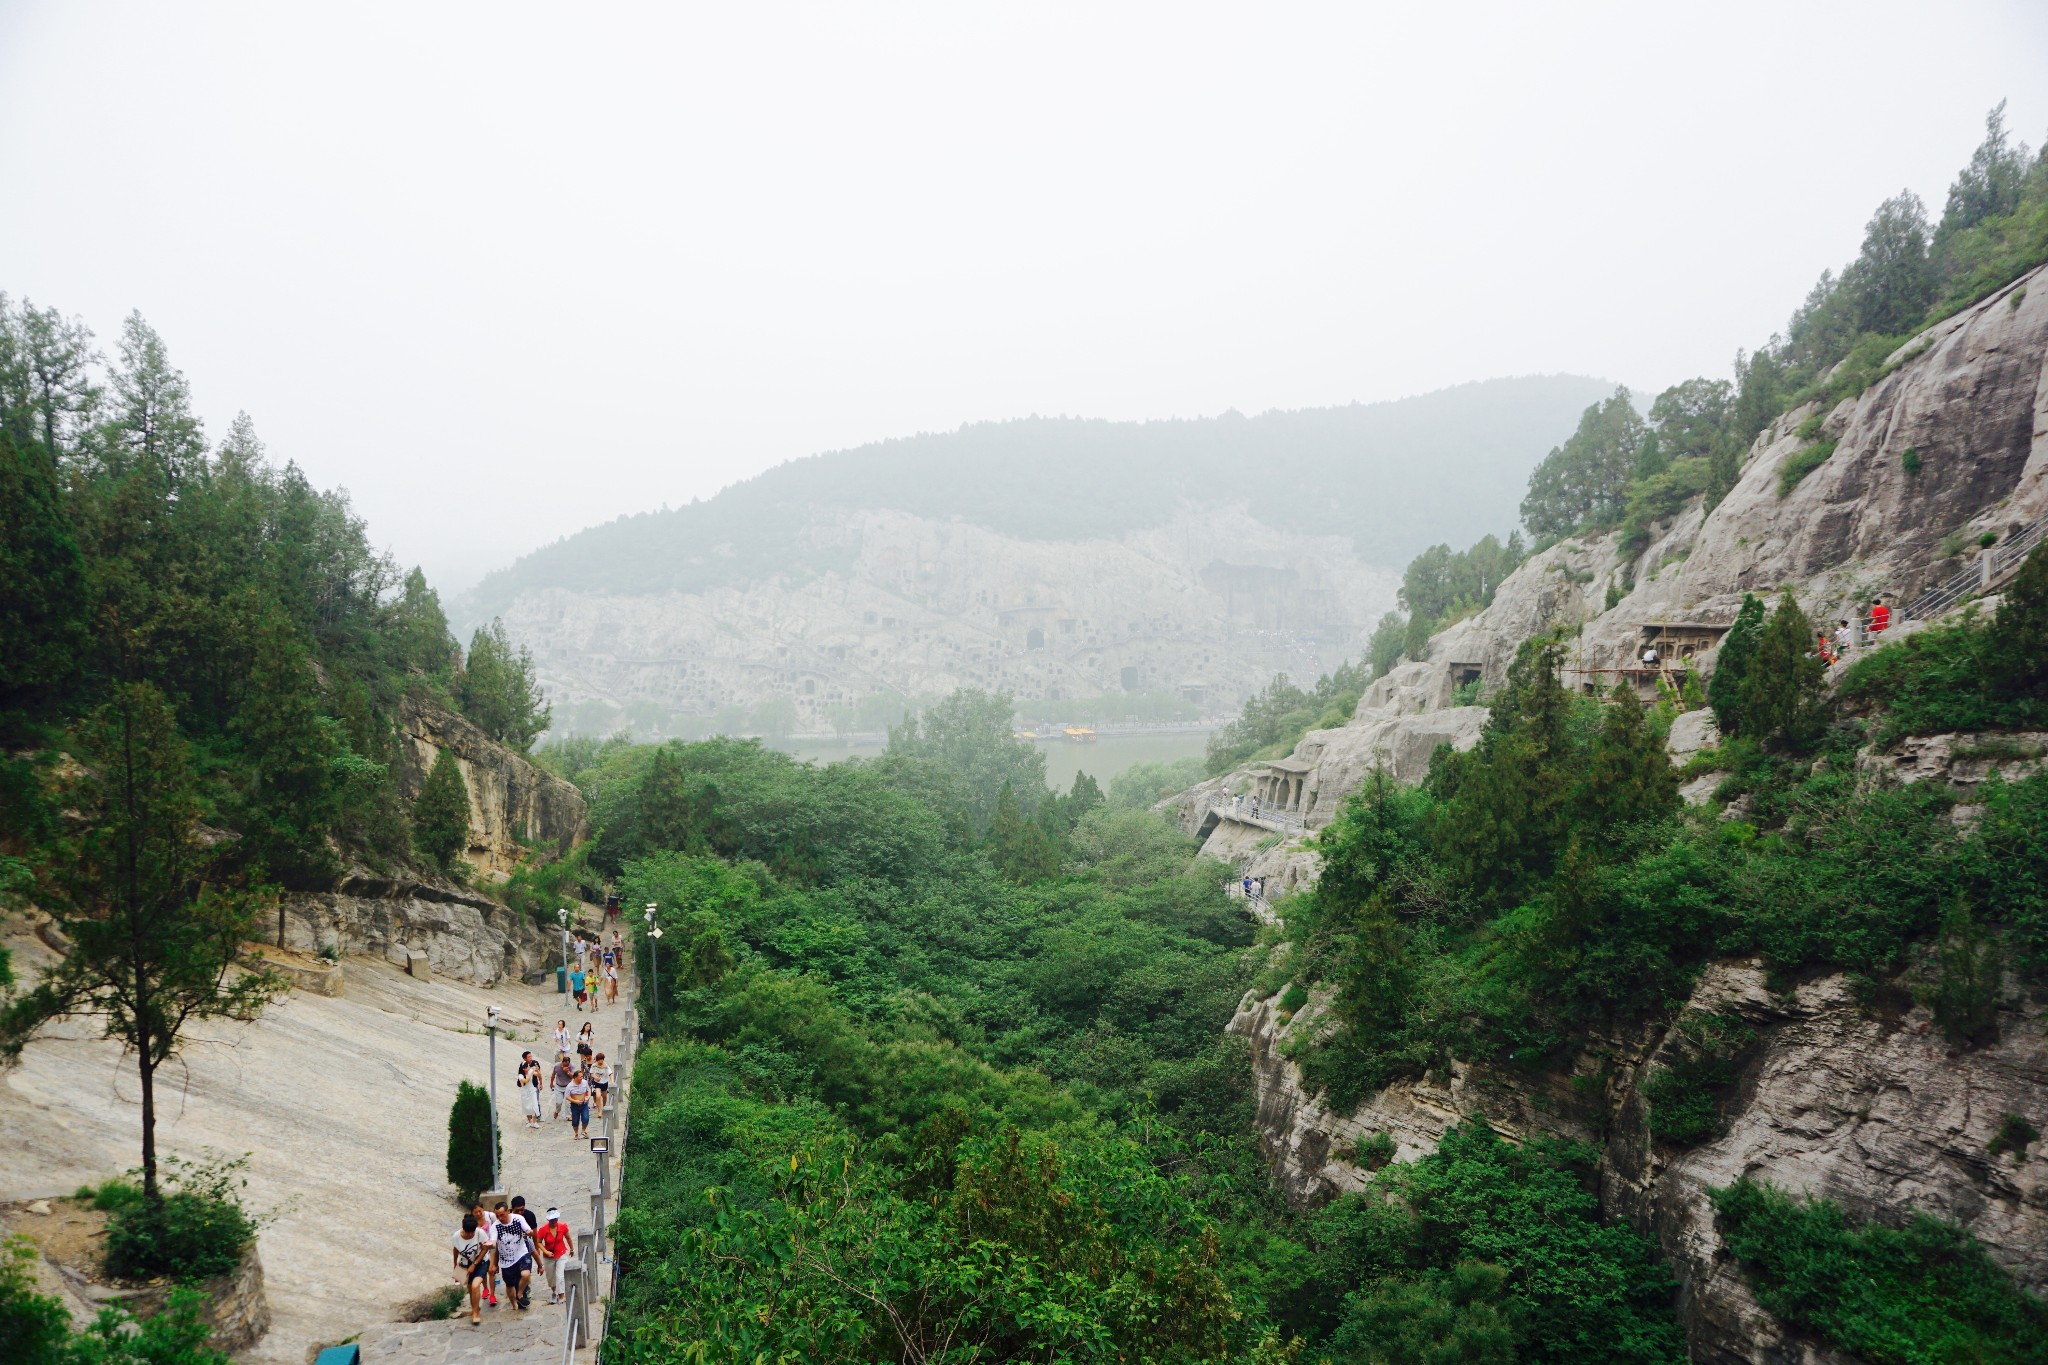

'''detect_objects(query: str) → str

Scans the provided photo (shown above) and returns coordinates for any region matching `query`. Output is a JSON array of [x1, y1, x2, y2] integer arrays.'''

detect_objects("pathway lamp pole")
[[556, 906, 571, 995], [643, 904, 661, 1030], [485, 1004, 502, 1196]]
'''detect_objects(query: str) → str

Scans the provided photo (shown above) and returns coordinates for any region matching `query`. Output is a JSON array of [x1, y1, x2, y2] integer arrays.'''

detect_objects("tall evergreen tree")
[[0, 683, 284, 1201], [0, 296, 101, 461], [461, 618, 552, 752], [1709, 594, 1765, 736], [988, 779, 1056, 882], [1520, 388, 1648, 538], [413, 747, 472, 871], [1936, 101, 2033, 247], [104, 312, 205, 486], [1844, 192, 1934, 337], [1743, 591, 1829, 751], [391, 568, 460, 683], [0, 428, 88, 724], [1988, 544, 2048, 701], [1575, 683, 1680, 840]]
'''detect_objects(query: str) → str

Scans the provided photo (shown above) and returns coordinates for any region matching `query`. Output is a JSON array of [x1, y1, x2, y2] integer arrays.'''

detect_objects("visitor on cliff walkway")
[[452, 1213, 491, 1325], [535, 1208, 573, 1304], [518, 1052, 543, 1130], [590, 1053, 610, 1117], [466, 1203, 499, 1305], [604, 958, 619, 1005], [565, 1067, 594, 1139], [1868, 597, 1891, 634], [492, 1206, 536, 1311], [570, 964, 588, 1011], [1836, 619, 1855, 657], [550, 1053, 574, 1121], [552, 1019, 571, 1056]]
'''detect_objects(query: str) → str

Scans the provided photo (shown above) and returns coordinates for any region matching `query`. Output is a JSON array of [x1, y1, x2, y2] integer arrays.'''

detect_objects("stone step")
[[356, 1305, 577, 1365]]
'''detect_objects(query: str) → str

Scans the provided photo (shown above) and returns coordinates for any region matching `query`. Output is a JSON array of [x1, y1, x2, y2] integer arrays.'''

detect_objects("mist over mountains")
[[465, 375, 1615, 620]]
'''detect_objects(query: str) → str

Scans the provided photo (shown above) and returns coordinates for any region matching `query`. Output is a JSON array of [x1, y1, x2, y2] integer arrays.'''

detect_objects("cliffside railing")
[[1210, 799, 1305, 835], [1906, 514, 2048, 623]]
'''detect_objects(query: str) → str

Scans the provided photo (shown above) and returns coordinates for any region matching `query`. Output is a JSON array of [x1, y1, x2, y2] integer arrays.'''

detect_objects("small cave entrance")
[[1027, 628, 1046, 650]]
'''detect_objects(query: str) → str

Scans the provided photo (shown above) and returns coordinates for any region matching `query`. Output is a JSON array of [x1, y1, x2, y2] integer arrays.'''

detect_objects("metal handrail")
[[560, 1279, 583, 1365], [1906, 514, 2048, 622], [1211, 799, 1305, 834]]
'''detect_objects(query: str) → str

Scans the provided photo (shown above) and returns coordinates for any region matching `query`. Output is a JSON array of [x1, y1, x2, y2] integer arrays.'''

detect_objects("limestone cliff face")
[[1196, 267, 2048, 1361], [279, 873, 558, 985], [395, 693, 588, 876], [496, 506, 1400, 731]]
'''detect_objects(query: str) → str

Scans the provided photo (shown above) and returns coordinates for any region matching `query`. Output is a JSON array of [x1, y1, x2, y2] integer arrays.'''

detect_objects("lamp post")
[[485, 1004, 502, 1196], [556, 906, 570, 995], [643, 903, 661, 1030]]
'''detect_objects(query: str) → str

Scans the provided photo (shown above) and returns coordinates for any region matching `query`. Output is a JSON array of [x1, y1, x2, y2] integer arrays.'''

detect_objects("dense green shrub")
[[3, 1235, 227, 1365], [1643, 1013, 1755, 1146], [1713, 1179, 2048, 1364], [445, 1080, 498, 1205], [98, 1161, 256, 1281]]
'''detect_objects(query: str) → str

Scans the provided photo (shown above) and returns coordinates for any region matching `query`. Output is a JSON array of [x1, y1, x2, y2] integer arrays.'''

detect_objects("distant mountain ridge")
[[465, 375, 1616, 619]]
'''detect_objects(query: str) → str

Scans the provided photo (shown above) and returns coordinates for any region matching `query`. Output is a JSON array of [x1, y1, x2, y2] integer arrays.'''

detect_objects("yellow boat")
[[1062, 726, 1097, 742]]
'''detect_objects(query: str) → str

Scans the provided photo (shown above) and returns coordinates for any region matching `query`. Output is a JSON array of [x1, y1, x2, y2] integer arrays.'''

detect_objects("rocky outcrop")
[[1236, 959, 2048, 1364], [395, 693, 587, 876], [279, 872, 558, 985], [1607, 963, 2048, 1364], [1856, 730, 2048, 791]]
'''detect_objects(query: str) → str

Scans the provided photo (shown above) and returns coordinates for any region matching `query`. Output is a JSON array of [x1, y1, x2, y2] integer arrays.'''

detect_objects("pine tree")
[[445, 1080, 499, 1204], [105, 312, 205, 486], [988, 780, 1056, 882], [0, 427, 88, 724], [1575, 683, 1680, 841], [1743, 591, 1829, 751], [1709, 594, 1765, 735], [460, 618, 551, 752], [413, 748, 471, 871], [390, 568, 459, 683], [1989, 543, 2048, 701], [0, 683, 284, 1200]]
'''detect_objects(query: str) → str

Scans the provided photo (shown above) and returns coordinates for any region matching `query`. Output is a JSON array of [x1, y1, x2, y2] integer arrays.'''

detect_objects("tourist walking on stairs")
[[452, 1213, 491, 1325], [518, 1051, 542, 1130], [492, 1205, 536, 1311], [550, 1053, 574, 1121], [535, 1208, 573, 1304], [566, 1066, 594, 1139]]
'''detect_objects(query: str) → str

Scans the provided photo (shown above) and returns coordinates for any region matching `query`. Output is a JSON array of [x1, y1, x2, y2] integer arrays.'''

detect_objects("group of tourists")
[[516, 1025, 612, 1139], [449, 1195, 579, 1325], [566, 930, 620, 1013], [1818, 597, 1891, 666]]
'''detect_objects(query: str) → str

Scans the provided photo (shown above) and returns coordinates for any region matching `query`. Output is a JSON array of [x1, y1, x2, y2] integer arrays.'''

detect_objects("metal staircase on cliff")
[[1905, 513, 2048, 623]]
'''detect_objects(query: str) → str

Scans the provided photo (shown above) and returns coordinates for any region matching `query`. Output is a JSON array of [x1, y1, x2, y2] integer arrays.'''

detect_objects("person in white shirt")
[[451, 1213, 492, 1325]]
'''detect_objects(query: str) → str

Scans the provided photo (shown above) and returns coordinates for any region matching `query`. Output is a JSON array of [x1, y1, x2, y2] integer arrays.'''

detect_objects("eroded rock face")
[[279, 873, 557, 985], [396, 694, 588, 876], [1606, 963, 2048, 1364]]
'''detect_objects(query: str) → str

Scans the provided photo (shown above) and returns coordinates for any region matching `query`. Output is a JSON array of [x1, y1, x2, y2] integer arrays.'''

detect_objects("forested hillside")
[[533, 703, 1691, 1364], [465, 375, 1613, 615]]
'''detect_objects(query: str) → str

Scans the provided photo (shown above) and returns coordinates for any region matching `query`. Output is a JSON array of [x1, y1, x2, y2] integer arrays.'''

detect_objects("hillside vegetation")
[[465, 375, 1615, 616]]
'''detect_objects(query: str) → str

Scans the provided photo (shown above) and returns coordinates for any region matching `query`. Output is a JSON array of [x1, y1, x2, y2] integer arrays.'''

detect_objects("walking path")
[[0, 914, 633, 1364]]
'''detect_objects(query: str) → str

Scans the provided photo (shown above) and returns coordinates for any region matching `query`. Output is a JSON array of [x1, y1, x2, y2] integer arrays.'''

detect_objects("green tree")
[[445, 1079, 499, 1204], [460, 618, 551, 751], [1647, 377, 1732, 462], [1708, 593, 1765, 736], [413, 747, 471, 871], [232, 609, 344, 895], [0, 297, 101, 462], [1742, 591, 1828, 751], [0, 684, 284, 1201], [1935, 101, 2033, 248], [885, 688, 1045, 829], [988, 780, 1057, 882], [103, 312, 206, 487], [1987, 542, 2048, 700], [1520, 388, 1647, 538], [390, 568, 460, 683], [1843, 191, 1934, 337], [0, 428, 88, 724], [1575, 683, 1680, 840], [1367, 612, 1407, 679]]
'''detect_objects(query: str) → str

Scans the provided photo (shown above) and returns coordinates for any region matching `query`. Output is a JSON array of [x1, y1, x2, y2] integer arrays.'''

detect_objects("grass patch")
[[1988, 1113, 2038, 1160], [1350, 1130, 1397, 1170], [1778, 441, 1838, 497]]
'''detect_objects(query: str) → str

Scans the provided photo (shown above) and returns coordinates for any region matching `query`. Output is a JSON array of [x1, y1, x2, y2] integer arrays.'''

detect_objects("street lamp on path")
[[556, 906, 571, 995], [485, 1004, 502, 1195], [643, 903, 661, 1030]]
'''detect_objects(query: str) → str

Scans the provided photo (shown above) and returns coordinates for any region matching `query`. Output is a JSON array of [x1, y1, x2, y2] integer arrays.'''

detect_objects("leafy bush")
[[1902, 447, 1923, 475], [445, 1080, 498, 1205], [1712, 1178, 2048, 1363], [1277, 983, 1310, 1015], [1777, 440, 1838, 496], [3, 1235, 229, 1365], [1644, 1013, 1755, 1146], [1350, 1130, 1396, 1171], [1988, 1113, 2038, 1160], [100, 1159, 256, 1281]]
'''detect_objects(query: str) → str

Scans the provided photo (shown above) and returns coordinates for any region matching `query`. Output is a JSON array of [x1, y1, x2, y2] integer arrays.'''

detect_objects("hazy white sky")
[[3, 2, 2044, 591]]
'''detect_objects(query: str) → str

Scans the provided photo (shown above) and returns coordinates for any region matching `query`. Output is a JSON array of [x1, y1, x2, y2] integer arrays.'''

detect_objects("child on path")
[[605, 959, 619, 1004], [452, 1213, 492, 1325]]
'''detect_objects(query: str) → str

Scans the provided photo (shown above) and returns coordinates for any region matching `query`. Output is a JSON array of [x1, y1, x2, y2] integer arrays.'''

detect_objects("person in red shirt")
[[535, 1207, 574, 1304], [1868, 598, 1891, 634]]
